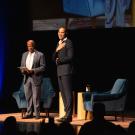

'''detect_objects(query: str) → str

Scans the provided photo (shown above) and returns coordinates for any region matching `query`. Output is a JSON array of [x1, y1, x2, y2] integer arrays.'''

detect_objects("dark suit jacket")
[[53, 38, 74, 76], [21, 50, 46, 85]]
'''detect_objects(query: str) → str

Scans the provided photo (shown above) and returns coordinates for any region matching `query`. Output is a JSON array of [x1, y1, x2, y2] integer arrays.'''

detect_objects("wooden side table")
[[77, 92, 93, 120], [59, 92, 76, 118]]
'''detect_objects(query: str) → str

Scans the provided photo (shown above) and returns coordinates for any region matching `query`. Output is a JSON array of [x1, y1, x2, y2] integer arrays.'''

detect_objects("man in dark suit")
[[53, 27, 74, 122], [20, 40, 46, 119]]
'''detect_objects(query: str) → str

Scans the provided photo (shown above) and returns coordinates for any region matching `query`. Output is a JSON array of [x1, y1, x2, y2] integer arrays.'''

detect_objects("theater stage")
[[0, 112, 135, 129]]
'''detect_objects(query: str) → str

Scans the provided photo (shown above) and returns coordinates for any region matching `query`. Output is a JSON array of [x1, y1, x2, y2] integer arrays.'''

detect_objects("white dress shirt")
[[26, 52, 35, 70]]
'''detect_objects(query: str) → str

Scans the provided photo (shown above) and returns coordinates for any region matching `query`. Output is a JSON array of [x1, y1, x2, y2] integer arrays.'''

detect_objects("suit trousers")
[[24, 77, 41, 116], [58, 75, 73, 118], [105, 0, 130, 28]]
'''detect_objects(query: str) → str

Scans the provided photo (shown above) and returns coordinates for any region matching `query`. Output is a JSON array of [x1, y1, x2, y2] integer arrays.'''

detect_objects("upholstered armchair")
[[12, 82, 27, 118], [40, 77, 56, 117], [12, 77, 55, 118], [82, 91, 93, 120], [83, 79, 128, 121]]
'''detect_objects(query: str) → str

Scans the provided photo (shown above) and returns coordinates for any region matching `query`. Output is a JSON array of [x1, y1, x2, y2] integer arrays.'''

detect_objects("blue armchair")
[[12, 77, 55, 118], [82, 91, 93, 120], [40, 77, 56, 117], [83, 79, 128, 121], [12, 82, 27, 117]]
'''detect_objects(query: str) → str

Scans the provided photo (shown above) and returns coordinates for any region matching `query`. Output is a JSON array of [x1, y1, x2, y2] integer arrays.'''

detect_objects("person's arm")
[[32, 53, 46, 74], [57, 40, 74, 64], [20, 53, 29, 74]]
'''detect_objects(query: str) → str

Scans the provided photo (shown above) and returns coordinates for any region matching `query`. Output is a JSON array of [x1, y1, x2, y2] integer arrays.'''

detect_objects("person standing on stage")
[[53, 26, 74, 122], [20, 40, 46, 119]]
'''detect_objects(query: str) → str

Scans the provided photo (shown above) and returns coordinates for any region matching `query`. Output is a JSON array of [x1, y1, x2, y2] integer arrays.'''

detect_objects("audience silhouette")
[[1, 116, 23, 135], [78, 102, 127, 135], [128, 121, 135, 135], [58, 121, 76, 135], [39, 117, 59, 135], [2, 108, 135, 135]]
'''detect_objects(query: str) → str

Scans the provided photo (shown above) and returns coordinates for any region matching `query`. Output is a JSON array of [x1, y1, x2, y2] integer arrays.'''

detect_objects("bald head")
[[26, 40, 35, 53], [27, 40, 35, 46]]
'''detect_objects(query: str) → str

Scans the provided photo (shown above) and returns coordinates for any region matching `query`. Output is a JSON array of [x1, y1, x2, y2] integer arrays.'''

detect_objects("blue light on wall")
[[0, 31, 5, 97], [0, 6, 6, 97]]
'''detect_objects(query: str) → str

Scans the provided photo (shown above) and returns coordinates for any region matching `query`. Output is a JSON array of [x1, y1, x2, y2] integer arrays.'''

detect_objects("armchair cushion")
[[93, 79, 127, 101], [19, 91, 25, 99], [93, 93, 121, 101], [110, 79, 127, 94]]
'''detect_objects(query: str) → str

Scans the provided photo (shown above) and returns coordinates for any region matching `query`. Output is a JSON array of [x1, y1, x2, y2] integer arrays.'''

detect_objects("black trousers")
[[58, 75, 73, 117]]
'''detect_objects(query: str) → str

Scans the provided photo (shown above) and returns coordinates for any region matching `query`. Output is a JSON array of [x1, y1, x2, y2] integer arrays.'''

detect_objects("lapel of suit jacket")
[[23, 52, 29, 66], [32, 50, 38, 68]]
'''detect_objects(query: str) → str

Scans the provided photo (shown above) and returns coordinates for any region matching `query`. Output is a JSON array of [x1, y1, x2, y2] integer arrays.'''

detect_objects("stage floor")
[[0, 112, 135, 134]]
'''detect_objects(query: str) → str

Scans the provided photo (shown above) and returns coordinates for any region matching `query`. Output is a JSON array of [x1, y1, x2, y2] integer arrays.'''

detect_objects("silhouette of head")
[[128, 121, 135, 135], [93, 102, 105, 120], [4, 116, 16, 129], [3, 116, 17, 135], [58, 122, 76, 135]]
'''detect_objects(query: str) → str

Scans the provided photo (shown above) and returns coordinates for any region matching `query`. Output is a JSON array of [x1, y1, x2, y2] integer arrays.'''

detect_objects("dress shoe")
[[56, 115, 66, 121], [22, 115, 33, 119], [60, 115, 67, 120], [35, 116, 40, 119], [63, 117, 72, 122], [57, 117, 72, 122]]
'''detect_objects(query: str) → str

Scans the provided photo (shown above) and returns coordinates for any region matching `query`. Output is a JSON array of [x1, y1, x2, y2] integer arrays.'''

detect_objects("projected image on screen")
[[31, 0, 132, 31]]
